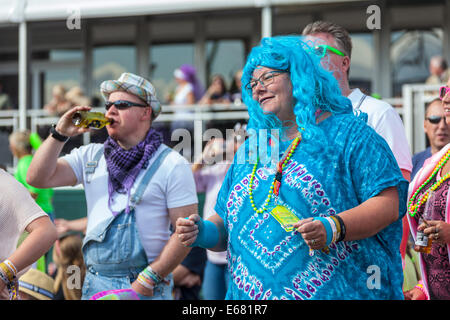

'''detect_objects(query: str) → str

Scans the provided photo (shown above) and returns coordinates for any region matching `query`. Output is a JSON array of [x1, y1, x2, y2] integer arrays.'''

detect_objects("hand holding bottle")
[[55, 106, 93, 137]]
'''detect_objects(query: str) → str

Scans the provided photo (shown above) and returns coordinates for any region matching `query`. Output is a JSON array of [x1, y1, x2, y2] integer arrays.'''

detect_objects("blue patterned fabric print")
[[214, 114, 408, 300]]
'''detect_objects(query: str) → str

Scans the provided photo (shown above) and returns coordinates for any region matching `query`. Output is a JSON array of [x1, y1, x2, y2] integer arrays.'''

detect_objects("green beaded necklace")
[[408, 148, 450, 217], [248, 133, 302, 214]]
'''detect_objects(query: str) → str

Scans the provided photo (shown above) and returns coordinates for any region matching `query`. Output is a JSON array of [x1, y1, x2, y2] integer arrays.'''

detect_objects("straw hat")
[[19, 268, 55, 300]]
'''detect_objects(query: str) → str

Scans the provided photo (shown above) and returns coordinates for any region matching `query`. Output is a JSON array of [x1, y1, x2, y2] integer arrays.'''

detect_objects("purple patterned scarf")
[[104, 128, 163, 215]]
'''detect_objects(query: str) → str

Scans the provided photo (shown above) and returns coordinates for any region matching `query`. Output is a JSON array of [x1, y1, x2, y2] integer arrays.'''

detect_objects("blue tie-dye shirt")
[[214, 113, 408, 300]]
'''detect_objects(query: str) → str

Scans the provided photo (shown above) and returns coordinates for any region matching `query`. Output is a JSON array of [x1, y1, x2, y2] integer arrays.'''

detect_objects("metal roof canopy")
[[1, 0, 364, 23], [1, 0, 450, 131]]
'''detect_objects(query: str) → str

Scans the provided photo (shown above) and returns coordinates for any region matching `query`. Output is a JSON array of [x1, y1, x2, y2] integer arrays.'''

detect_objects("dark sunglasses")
[[105, 100, 148, 111], [426, 115, 446, 124]]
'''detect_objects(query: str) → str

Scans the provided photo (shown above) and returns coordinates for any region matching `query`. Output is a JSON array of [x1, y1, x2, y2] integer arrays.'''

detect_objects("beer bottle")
[[414, 191, 434, 254], [72, 111, 113, 129]]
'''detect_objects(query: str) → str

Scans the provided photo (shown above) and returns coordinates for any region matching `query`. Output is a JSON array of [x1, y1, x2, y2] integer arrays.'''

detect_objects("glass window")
[[92, 46, 136, 100], [205, 39, 245, 89], [149, 43, 194, 104], [391, 29, 443, 96], [49, 49, 83, 61], [44, 69, 81, 105], [348, 33, 374, 95]]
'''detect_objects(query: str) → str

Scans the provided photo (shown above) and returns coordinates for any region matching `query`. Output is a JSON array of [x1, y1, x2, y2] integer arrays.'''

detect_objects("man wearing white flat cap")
[[27, 73, 198, 300]]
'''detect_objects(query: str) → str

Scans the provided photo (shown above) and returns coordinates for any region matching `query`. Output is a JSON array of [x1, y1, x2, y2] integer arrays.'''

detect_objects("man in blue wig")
[[176, 36, 408, 300]]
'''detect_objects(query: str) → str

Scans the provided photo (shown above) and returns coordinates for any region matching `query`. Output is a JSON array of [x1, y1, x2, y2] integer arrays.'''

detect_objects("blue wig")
[[242, 35, 354, 150]]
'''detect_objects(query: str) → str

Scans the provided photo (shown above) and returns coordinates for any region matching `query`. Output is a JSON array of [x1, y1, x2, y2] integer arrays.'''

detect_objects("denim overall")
[[81, 147, 173, 300]]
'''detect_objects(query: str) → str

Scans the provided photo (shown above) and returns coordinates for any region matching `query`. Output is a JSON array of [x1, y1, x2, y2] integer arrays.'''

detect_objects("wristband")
[[314, 217, 333, 246], [50, 124, 69, 143], [138, 266, 163, 288], [332, 214, 346, 242], [137, 273, 155, 290], [325, 217, 338, 243], [329, 216, 341, 242], [415, 281, 429, 300], [0, 260, 17, 282], [188, 217, 219, 249], [0, 260, 18, 300]]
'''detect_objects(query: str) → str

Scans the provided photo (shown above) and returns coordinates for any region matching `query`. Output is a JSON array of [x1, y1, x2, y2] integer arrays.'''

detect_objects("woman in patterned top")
[[405, 78, 450, 300], [176, 35, 408, 300]]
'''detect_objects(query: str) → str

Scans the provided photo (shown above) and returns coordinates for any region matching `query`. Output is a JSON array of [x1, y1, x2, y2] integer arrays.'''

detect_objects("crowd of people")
[[44, 85, 91, 117], [0, 20, 449, 301]]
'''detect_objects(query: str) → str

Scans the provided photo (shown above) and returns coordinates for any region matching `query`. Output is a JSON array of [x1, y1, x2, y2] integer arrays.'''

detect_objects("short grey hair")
[[425, 97, 443, 117], [302, 20, 353, 60]]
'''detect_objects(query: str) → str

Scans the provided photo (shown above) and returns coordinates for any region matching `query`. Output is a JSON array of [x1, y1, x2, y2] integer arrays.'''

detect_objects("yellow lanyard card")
[[270, 205, 300, 232]]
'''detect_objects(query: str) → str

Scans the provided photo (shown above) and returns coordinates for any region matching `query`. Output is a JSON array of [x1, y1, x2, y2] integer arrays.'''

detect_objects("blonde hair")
[[65, 86, 91, 106], [52, 84, 66, 98], [52, 234, 85, 300], [9, 130, 32, 154]]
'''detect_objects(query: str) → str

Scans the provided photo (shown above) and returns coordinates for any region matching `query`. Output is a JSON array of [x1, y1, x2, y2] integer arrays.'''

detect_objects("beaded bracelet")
[[0, 269, 9, 285]]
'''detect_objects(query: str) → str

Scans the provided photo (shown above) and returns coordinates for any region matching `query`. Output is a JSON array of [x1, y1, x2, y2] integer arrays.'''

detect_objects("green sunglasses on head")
[[313, 44, 345, 58]]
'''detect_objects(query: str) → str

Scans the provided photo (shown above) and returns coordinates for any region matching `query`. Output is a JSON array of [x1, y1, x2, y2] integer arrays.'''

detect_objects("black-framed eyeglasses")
[[105, 100, 148, 111], [426, 115, 446, 124], [245, 70, 288, 93]]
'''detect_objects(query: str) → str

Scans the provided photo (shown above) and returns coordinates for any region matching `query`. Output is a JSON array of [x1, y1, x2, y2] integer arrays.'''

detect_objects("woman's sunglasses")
[[439, 86, 450, 100], [105, 100, 148, 111]]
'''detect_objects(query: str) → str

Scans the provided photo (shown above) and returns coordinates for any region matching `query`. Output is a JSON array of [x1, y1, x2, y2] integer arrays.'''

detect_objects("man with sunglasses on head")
[[26, 73, 198, 300], [411, 97, 450, 180], [302, 21, 412, 183]]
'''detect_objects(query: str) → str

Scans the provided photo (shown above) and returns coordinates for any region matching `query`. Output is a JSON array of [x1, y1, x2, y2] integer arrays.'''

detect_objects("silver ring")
[[310, 239, 316, 245]]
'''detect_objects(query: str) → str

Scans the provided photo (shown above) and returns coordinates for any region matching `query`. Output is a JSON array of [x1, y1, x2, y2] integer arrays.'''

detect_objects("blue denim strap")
[[130, 147, 172, 206]]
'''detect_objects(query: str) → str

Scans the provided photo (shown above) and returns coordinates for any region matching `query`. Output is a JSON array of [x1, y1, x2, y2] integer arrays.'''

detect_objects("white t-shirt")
[[348, 88, 413, 173], [174, 83, 194, 105], [62, 143, 198, 263], [0, 169, 47, 263]]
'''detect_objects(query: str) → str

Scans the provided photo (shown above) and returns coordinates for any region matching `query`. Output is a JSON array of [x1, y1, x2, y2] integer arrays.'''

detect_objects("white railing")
[[401, 84, 442, 155], [0, 103, 250, 159], [0, 84, 442, 157]]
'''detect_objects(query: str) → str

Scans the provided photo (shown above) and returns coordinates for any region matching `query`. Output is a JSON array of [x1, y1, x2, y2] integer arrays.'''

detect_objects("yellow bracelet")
[[0, 263, 14, 282], [4, 260, 17, 276], [330, 216, 341, 239]]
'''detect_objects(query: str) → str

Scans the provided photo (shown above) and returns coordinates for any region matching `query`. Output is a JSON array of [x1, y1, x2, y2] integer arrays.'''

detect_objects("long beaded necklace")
[[248, 133, 302, 214], [408, 149, 450, 217]]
